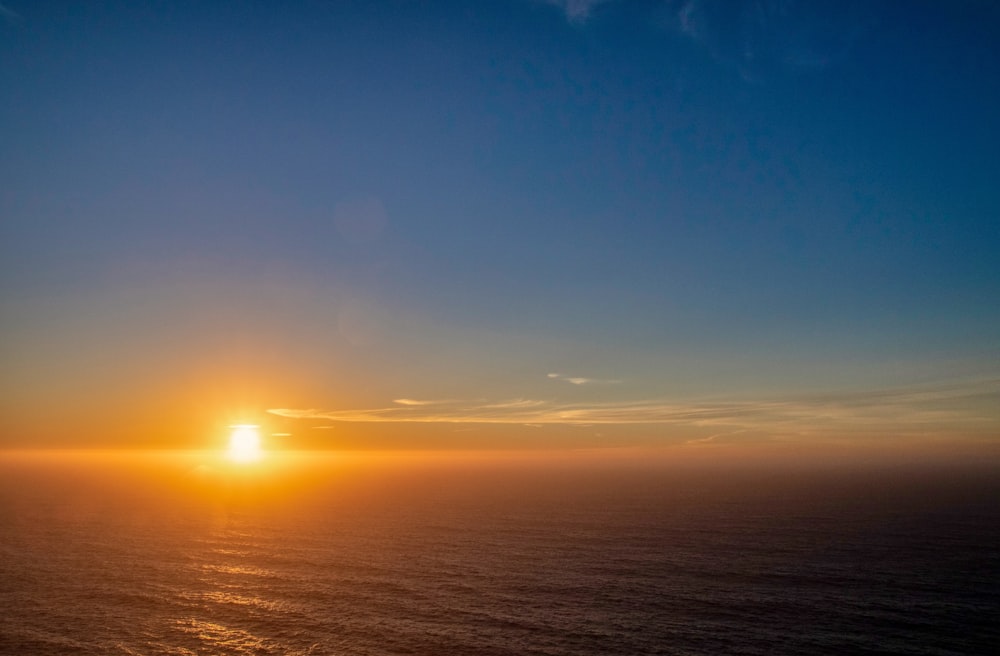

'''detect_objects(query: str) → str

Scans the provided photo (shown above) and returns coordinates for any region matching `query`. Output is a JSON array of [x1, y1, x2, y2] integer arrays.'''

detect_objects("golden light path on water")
[[1, 447, 997, 654]]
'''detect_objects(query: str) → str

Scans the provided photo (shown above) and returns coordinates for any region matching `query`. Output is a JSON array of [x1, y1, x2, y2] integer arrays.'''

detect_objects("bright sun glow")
[[227, 425, 263, 463]]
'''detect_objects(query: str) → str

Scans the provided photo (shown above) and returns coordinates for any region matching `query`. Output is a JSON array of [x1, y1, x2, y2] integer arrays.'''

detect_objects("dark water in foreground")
[[1, 452, 998, 655]]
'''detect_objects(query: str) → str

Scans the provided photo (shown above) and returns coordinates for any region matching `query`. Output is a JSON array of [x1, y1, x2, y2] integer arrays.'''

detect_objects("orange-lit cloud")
[[547, 372, 622, 385], [392, 398, 458, 406], [269, 377, 1000, 439]]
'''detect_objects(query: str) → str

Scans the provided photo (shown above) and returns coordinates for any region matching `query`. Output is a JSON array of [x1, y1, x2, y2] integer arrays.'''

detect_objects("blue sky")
[[2, 1, 998, 449]]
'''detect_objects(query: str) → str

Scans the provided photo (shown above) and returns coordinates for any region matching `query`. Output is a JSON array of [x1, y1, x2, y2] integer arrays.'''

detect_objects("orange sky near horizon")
[[2, 2, 999, 458]]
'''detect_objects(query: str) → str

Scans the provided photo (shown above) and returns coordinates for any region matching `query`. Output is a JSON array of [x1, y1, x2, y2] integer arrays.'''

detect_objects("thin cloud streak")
[[393, 398, 453, 406], [484, 399, 548, 409], [269, 378, 1000, 436], [548, 372, 622, 385], [0, 3, 21, 23]]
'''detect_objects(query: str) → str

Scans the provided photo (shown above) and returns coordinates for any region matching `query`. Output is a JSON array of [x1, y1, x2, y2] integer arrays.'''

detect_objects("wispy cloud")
[[392, 398, 456, 406], [269, 378, 1000, 438], [685, 429, 751, 445], [0, 2, 22, 24], [483, 398, 548, 409], [543, 0, 614, 23], [548, 372, 622, 385], [671, 0, 872, 80]]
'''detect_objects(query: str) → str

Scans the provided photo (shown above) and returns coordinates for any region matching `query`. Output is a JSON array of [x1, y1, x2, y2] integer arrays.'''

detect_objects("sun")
[[227, 425, 263, 463]]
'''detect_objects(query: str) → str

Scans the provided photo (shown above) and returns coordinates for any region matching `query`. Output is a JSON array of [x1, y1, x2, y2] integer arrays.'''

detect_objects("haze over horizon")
[[2, 0, 998, 454]]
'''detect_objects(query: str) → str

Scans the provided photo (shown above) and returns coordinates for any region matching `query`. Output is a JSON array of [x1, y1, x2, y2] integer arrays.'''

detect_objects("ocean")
[[1, 451, 997, 655]]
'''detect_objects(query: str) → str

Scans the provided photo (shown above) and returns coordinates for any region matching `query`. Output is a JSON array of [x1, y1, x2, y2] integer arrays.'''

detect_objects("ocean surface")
[[1, 451, 998, 655]]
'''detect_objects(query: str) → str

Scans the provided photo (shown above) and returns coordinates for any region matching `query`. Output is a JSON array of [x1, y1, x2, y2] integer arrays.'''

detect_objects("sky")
[[2, 0, 998, 453]]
